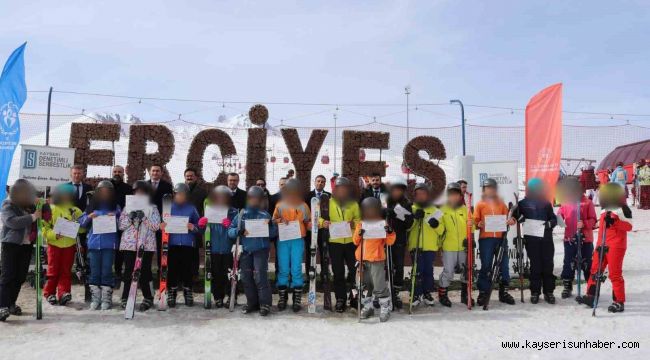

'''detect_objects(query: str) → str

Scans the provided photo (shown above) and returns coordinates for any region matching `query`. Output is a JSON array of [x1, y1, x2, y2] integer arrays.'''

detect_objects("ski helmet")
[[481, 178, 498, 189], [335, 176, 352, 188], [282, 178, 302, 193], [96, 180, 115, 190], [527, 178, 544, 192], [132, 180, 152, 194], [361, 196, 382, 213], [213, 185, 232, 197], [55, 183, 76, 196], [173, 183, 190, 194], [247, 185, 266, 199], [446, 182, 462, 194], [413, 182, 430, 194]]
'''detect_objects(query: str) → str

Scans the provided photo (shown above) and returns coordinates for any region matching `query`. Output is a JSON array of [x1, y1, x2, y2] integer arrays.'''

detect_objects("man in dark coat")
[[185, 168, 208, 279], [227, 173, 246, 210], [360, 173, 388, 201], [304, 174, 332, 285], [111, 165, 133, 283], [147, 164, 174, 269], [68, 165, 93, 211]]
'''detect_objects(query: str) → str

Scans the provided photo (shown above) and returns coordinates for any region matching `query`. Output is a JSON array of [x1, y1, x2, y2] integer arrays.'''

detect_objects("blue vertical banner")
[[0, 43, 27, 200]]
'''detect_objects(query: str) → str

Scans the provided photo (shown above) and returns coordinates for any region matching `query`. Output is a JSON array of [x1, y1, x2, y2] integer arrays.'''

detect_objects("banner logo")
[[23, 149, 37, 169], [0, 101, 20, 137]]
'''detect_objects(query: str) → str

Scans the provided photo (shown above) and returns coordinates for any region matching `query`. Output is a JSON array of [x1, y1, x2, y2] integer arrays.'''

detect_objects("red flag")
[[525, 83, 563, 197]]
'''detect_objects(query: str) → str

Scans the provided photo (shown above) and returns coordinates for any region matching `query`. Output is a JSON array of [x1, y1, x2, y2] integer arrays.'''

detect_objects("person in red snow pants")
[[586, 210, 631, 304]]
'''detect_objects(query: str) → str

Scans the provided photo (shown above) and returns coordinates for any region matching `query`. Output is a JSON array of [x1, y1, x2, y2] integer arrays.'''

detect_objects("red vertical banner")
[[525, 83, 563, 197]]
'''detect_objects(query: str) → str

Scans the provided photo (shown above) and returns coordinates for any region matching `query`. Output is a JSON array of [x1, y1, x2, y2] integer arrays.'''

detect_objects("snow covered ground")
[[1, 210, 649, 359]]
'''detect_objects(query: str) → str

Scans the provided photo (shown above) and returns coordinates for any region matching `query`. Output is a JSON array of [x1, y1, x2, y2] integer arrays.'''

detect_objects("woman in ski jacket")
[[42, 184, 84, 306], [118, 180, 160, 311]]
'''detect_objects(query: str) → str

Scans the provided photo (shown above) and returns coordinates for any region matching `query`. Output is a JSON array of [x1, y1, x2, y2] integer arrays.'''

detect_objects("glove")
[[222, 218, 232, 228], [198, 217, 208, 229], [129, 211, 139, 221], [622, 204, 632, 219], [604, 211, 616, 228], [413, 209, 425, 220], [427, 217, 439, 228], [384, 208, 395, 219], [462, 238, 476, 249], [384, 225, 393, 234], [238, 228, 246, 236]]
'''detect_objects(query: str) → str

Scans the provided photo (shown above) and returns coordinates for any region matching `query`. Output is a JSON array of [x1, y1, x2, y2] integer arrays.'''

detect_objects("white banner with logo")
[[18, 144, 75, 187], [471, 161, 519, 206]]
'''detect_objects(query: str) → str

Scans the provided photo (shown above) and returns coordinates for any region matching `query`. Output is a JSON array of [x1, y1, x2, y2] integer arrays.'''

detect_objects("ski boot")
[[8, 305, 22, 316], [422, 292, 435, 306], [410, 294, 422, 307], [335, 299, 346, 313], [360, 297, 375, 319], [121, 297, 128, 309], [608, 302, 624, 313], [89, 285, 102, 310], [241, 304, 259, 314], [183, 287, 194, 307], [576, 285, 595, 307], [349, 291, 358, 310], [476, 291, 488, 306], [379, 297, 391, 323], [438, 287, 452, 307], [561, 279, 573, 299], [59, 293, 72, 306], [214, 298, 224, 308], [373, 297, 380, 309], [498, 284, 515, 305], [277, 286, 288, 311], [139, 298, 153, 312], [460, 286, 475, 307], [46, 294, 58, 306], [292, 288, 302, 313], [167, 287, 178, 308], [100, 286, 113, 310], [260, 304, 271, 316], [0, 308, 9, 322], [543, 292, 556, 304], [530, 292, 540, 304], [392, 289, 403, 309]]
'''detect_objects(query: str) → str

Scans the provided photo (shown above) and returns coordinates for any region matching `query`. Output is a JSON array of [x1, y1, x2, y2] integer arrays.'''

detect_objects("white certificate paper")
[[205, 206, 229, 224], [125, 195, 149, 212], [93, 215, 117, 234], [165, 216, 189, 234], [53, 218, 80, 238], [246, 219, 269, 237], [393, 204, 411, 221], [278, 220, 302, 241], [485, 215, 507, 232], [523, 219, 546, 237], [362, 220, 386, 238], [329, 221, 352, 240]]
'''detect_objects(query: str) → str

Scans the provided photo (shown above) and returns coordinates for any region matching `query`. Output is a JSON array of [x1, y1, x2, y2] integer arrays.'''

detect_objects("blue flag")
[[0, 43, 27, 201]]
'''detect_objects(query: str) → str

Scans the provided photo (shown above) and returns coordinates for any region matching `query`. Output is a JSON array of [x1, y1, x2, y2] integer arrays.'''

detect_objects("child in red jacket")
[[577, 183, 632, 313]]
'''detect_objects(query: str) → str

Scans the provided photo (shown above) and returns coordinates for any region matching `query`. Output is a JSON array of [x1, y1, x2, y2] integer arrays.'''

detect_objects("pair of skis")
[[512, 192, 525, 303], [408, 215, 424, 315], [573, 200, 584, 298], [125, 213, 145, 319], [229, 209, 244, 311], [35, 200, 44, 320], [307, 197, 321, 313], [158, 194, 172, 311], [591, 212, 610, 317]]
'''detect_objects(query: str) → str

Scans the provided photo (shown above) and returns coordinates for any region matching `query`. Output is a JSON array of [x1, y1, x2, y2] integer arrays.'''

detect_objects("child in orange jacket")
[[354, 197, 396, 322], [578, 183, 632, 313]]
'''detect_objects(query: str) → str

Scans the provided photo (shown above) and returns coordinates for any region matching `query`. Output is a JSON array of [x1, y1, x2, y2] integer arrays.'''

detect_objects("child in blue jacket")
[[198, 185, 238, 308], [228, 186, 277, 316], [80, 180, 121, 310], [162, 183, 200, 307]]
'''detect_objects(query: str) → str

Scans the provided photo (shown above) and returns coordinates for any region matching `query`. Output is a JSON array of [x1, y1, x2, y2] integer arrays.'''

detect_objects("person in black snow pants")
[[515, 178, 558, 304]]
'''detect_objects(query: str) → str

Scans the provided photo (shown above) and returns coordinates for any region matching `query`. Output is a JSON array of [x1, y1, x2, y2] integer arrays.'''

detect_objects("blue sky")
[[2, 0, 649, 127]]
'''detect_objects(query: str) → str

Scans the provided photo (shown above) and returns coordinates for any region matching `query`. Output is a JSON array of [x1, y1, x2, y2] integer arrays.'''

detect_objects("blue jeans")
[[88, 249, 115, 287], [276, 238, 304, 289], [561, 241, 594, 281], [411, 250, 435, 297], [477, 237, 510, 292], [240, 248, 272, 308]]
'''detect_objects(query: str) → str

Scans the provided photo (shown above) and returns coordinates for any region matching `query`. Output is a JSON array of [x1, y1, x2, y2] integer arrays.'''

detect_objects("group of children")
[[0, 171, 634, 322]]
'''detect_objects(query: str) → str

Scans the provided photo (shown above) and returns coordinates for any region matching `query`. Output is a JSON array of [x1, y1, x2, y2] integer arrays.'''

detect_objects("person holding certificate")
[[197, 185, 238, 308], [271, 179, 311, 313], [515, 178, 558, 304], [354, 197, 396, 322], [408, 183, 445, 308], [42, 184, 84, 307], [118, 181, 160, 312], [161, 183, 200, 308], [472, 178, 516, 307], [318, 177, 361, 313], [227, 186, 277, 316], [384, 176, 413, 309], [79, 180, 121, 311]]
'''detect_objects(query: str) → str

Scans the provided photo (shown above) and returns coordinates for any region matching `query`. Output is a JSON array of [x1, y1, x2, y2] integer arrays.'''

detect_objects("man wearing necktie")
[[146, 164, 174, 269], [67, 165, 92, 211], [304, 175, 332, 282], [360, 173, 387, 203]]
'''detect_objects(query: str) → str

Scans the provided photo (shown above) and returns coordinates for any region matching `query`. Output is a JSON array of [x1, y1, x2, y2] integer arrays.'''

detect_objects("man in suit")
[[68, 165, 93, 211], [147, 164, 174, 269], [360, 172, 388, 201], [185, 167, 208, 279], [304, 174, 331, 281], [227, 173, 247, 210]]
